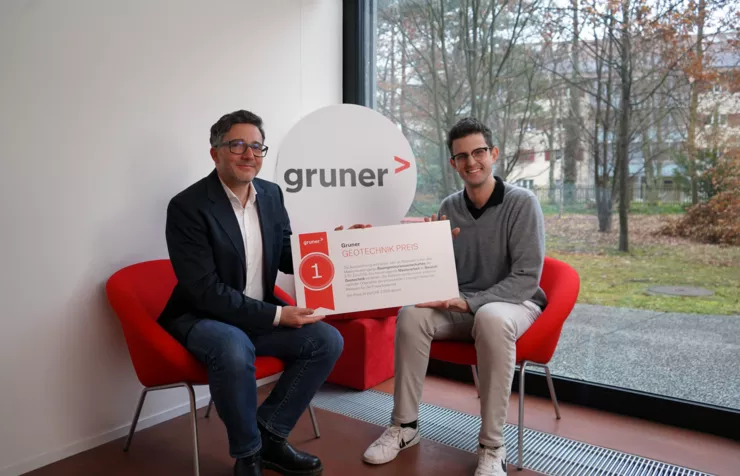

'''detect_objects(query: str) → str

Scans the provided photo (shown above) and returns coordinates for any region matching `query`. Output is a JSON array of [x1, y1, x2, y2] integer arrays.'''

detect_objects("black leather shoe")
[[261, 438, 322, 476], [234, 454, 262, 476]]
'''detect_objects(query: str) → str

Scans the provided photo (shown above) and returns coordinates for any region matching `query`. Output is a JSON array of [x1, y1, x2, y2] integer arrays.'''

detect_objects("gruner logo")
[[284, 156, 410, 193]]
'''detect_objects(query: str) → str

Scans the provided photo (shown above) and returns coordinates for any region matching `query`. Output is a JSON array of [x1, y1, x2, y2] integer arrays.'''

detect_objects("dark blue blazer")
[[158, 169, 294, 342]]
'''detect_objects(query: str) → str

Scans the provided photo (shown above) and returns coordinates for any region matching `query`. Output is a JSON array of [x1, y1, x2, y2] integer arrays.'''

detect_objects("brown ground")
[[544, 214, 740, 268]]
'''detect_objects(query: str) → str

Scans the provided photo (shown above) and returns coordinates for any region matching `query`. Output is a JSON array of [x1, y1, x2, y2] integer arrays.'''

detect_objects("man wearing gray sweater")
[[363, 117, 547, 476]]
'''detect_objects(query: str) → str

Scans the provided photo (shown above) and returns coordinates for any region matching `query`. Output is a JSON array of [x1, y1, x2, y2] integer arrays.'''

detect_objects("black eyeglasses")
[[451, 147, 491, 163], [216, 139, 269, 158]]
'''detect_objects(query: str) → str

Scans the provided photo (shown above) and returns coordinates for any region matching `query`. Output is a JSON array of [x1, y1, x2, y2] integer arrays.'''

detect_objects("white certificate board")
[[290, 221, 459, 314]]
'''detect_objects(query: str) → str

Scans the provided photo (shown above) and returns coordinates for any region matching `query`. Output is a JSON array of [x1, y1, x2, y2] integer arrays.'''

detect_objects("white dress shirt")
[[220, 179, 282, 326]]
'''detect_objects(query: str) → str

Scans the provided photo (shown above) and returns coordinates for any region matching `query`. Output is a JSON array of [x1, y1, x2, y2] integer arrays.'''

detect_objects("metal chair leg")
[[544, 365, 561, 419], [471, 365, 480, 398], [205, 397, 213, 418], [517, 361, 527, 471], [123, 388, 149, 452], [185, 384, 201, 476], [308, 404, 320, 438], [124, 383, 201, 476]]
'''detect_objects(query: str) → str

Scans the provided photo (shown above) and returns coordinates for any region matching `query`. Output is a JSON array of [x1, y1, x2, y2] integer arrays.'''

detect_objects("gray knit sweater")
[[438, 181, 548, 313]]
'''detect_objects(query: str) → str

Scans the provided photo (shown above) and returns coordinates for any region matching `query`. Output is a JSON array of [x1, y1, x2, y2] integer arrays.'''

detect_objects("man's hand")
[[280, 306, 325, 328], [416, 297, 470, 313], [424, 213, 460, 238], [334, 224, 372, 231]]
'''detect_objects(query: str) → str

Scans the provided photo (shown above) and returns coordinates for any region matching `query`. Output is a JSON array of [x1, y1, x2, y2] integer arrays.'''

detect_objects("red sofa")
[[287, 216, 418, 389], [323, 310, 399, 390], [276, 286, 400, 390]]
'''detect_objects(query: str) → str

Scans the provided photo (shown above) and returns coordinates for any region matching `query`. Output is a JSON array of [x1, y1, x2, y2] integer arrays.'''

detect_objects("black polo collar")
[[463, 176, 505, 219]]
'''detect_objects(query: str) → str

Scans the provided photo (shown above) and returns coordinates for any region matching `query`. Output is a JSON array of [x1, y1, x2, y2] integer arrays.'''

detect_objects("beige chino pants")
[[391, 301, 542, 447]]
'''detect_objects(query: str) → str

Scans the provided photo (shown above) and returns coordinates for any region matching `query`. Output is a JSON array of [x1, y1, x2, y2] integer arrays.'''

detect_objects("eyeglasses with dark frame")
[[451, 146, 491, 163], [216, 139, 269, 158]]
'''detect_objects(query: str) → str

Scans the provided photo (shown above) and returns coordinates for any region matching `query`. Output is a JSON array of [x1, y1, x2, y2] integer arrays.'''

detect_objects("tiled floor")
[[22, 376, 740, 476]]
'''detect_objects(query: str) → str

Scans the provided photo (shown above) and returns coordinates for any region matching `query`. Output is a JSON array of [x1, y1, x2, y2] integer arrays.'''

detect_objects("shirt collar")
[[219, 177, 257, 207], [463, 175, 505, 211]]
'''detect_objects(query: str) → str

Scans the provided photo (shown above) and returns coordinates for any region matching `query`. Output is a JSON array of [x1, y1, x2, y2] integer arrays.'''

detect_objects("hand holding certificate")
[[290, 221, 459, 314]]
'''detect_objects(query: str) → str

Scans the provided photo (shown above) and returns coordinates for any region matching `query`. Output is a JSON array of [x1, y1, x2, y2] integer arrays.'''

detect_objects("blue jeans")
[[184, 319, 343, 458]]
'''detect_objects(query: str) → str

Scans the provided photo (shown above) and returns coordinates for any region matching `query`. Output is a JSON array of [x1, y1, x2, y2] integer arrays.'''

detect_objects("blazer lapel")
[[253, 180, 273, 290], [206, 171, 247, 269]]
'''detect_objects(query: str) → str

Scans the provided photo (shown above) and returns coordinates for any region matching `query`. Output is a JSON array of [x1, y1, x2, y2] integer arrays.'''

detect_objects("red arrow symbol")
[[394, 156, 410, 174]]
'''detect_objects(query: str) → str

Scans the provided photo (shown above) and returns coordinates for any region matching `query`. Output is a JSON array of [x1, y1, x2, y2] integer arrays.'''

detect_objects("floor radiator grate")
[[311, 386, 712, 476]]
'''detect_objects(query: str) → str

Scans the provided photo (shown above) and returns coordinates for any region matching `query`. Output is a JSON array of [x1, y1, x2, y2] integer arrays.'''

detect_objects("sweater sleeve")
[[463, 193, 545, 313]]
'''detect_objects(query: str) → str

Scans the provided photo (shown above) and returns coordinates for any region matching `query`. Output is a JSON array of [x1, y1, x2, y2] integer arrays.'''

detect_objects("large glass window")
[[373, 0, 740, 411]]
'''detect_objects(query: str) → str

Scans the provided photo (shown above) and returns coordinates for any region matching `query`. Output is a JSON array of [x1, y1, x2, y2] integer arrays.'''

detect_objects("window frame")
[[343, 0, 739, 440]]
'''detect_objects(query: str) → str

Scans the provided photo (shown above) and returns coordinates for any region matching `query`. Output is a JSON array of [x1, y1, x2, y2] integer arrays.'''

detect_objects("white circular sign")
[[275, 104, 417, 234]]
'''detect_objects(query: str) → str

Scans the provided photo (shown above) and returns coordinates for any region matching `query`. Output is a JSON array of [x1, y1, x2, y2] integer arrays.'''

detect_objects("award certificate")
[[291, 221, 459, 314]]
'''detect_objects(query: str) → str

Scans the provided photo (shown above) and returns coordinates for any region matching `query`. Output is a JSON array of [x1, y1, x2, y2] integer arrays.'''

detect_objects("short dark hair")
[[446, 117, 494, 154], [210, 110, 265, 147]]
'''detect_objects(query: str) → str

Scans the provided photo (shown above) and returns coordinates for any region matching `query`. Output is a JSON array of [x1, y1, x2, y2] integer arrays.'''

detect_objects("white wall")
[[0, 1, 341, 474]]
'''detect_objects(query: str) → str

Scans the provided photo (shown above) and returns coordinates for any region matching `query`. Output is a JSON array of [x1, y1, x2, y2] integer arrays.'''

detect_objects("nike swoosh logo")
[[399, 438, 409, 448]]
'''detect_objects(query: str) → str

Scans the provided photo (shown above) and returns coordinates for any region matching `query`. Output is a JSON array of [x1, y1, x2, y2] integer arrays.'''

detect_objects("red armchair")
[[105, 259, 319, 476], [429, 256, 580, 470]]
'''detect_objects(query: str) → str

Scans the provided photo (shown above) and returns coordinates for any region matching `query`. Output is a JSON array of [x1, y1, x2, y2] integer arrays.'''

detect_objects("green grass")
[[540, 204, 592, 215], [407, 198, 737, 315], [627, 202, 688, 215], [548, 245, 740, 315], [540, 202, 688, 216], [409, 198, 689, 218]]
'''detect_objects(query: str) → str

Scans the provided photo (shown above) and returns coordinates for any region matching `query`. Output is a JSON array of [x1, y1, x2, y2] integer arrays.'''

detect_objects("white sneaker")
[[362, 425, 421, 464], [474, 445, 508, 476]]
